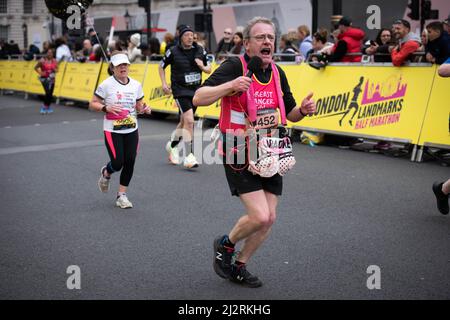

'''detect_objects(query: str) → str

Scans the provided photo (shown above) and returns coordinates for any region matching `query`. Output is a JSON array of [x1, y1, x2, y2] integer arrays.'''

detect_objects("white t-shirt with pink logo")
[[95, 76, 144, 134]]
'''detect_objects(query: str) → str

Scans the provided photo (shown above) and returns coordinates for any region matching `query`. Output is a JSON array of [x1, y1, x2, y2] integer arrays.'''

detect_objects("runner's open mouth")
[[261, 48, 271, 56]]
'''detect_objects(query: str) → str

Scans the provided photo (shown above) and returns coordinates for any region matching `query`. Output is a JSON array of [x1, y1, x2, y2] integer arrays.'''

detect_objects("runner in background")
[[34, 48, 58, 114], [158, 25, 211, 169]]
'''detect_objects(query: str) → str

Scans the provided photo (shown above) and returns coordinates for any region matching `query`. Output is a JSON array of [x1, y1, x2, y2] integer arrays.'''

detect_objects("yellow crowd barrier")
[[59, 62, 102, 101], [1, 60, 31, 91], [143, 63, 178, 114], [0, 60, 447, 153], [418, 67, 450, 149], [284, 64, 436, 145]]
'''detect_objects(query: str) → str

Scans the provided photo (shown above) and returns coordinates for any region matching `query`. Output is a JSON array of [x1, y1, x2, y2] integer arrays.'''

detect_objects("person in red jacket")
[[322, 17, 365, 63], [390, 19, 421, 66]]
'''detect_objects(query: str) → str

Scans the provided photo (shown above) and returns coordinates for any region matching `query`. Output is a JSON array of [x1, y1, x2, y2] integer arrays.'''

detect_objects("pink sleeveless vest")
[[219, 56, 287, 134]]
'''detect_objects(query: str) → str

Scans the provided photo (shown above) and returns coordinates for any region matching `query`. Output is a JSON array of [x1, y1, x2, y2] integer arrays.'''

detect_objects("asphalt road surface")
[[0, 94, 449, 300]]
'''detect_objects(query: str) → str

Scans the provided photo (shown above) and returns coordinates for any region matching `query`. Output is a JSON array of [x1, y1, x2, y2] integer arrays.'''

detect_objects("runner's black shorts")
[[223, 163, 283, 197], [221, 134, 282, 197], [175, 96, 197, 114]]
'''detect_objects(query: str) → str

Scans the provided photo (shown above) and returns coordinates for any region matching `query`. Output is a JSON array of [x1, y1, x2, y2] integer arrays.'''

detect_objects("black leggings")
[[104, 130, 139, 187], [40, 78, 54, 106]]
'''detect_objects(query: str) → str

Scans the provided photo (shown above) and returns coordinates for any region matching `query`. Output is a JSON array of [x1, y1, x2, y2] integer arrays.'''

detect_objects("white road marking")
[[0, 133, 168, 156]]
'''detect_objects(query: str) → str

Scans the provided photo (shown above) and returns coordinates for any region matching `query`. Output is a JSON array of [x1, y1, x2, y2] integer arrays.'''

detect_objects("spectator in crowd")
[[287, 28, 300, 48], [88, 28, 103, 46], [297, 25, 313, 58], [127, 33, 143, 63], [194, 32, 207, 50], [55, 37, 73, 62], [75, 38, 93, 62], [279, 33, 299, 61], [140, 37, 162, 61], [413, 29, 429, 62], [160, 32, 175, 55], [390, 19, 421, 66], [215, 27, 234, 61], [362, 28, 393, 62], [115, 39, 127, 52], [148, 37, 161, 58], [443, 15, 449, 34], [24, 43, 40, 61], [89, 44, 104, 62], [307, 28, 333, 62], [42, 41, 51, 55], [7, 40, 21, 56], [322, 17, 365, 62], [425, 21, 450, 64], [229, 31, 245, 55], [0, 39, 7, 59], [420, 28, 429, 51]]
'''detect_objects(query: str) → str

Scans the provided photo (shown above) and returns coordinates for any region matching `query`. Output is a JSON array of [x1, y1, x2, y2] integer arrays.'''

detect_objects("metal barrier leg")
[[416, 146, 424, 163], [196, 118, 204, 129], [411, 145, 417, 162]]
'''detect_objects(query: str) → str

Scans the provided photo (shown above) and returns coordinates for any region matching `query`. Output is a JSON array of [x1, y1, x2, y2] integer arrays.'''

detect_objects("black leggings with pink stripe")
[[104, 130, 139, 187]]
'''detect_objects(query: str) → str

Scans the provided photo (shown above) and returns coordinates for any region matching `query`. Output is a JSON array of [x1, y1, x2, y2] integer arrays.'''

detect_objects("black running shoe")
[[229, 264, 263, 288], [433, 182, 449, 215], [213, 235, 234, 279]]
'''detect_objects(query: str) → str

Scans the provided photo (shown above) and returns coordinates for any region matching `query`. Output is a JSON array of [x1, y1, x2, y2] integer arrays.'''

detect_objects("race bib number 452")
[[256, 109, 279, 129]]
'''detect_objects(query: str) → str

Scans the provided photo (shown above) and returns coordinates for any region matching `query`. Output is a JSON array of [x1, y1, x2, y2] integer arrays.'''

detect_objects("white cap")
[[110, 53, 130, 66]]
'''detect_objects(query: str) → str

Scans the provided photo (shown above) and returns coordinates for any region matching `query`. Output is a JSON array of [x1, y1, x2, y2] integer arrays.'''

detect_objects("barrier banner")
[[193, 63, 220, 119], [143, 63, 178, 114], [26, 61, 46, 95], [0, 60, 8, 89], [15, 61, 33, 92], [418, 68, 450, 149], [52, 61, 67, 98], [285, 64, 436, 144], [1, 60, 25, 91], [59, 62, 102, 101]]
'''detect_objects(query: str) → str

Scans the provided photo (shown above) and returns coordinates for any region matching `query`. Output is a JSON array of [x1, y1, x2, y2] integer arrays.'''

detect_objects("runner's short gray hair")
[[243, 17, 276, 40]]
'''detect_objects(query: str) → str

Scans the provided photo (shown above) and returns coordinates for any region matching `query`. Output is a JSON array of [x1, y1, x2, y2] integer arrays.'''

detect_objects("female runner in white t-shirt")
[[89, 51, 151, 208]]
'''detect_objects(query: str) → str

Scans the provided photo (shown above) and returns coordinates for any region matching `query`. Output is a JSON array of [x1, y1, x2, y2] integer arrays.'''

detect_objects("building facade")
[[0, 0, 52, 51]]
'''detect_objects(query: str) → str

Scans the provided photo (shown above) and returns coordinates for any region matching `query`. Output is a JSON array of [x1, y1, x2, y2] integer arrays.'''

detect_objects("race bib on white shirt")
[[95, 76, 144, 134]]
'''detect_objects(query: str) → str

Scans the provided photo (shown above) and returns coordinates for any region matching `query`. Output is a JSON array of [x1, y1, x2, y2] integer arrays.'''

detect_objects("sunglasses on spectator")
[[224, 31, 232, 34]]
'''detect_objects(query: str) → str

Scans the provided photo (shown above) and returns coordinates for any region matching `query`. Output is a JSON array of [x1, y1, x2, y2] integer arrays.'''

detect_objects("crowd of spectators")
[[0, 13, 448, 68]]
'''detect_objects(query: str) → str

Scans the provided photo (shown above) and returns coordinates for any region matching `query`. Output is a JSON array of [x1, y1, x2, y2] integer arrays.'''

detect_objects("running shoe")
[[40, 106, 46, 114], [46, 107, 54, 114], [116, 194, 133, 209], [213, 235, 234, 279], [229, 263, 263, 288], [166, 141, 180, 165], [97, 166, 110, 193], [432, 182, 449, 215], [183, 153, 199, 169], [165, 141, 172, 153]]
